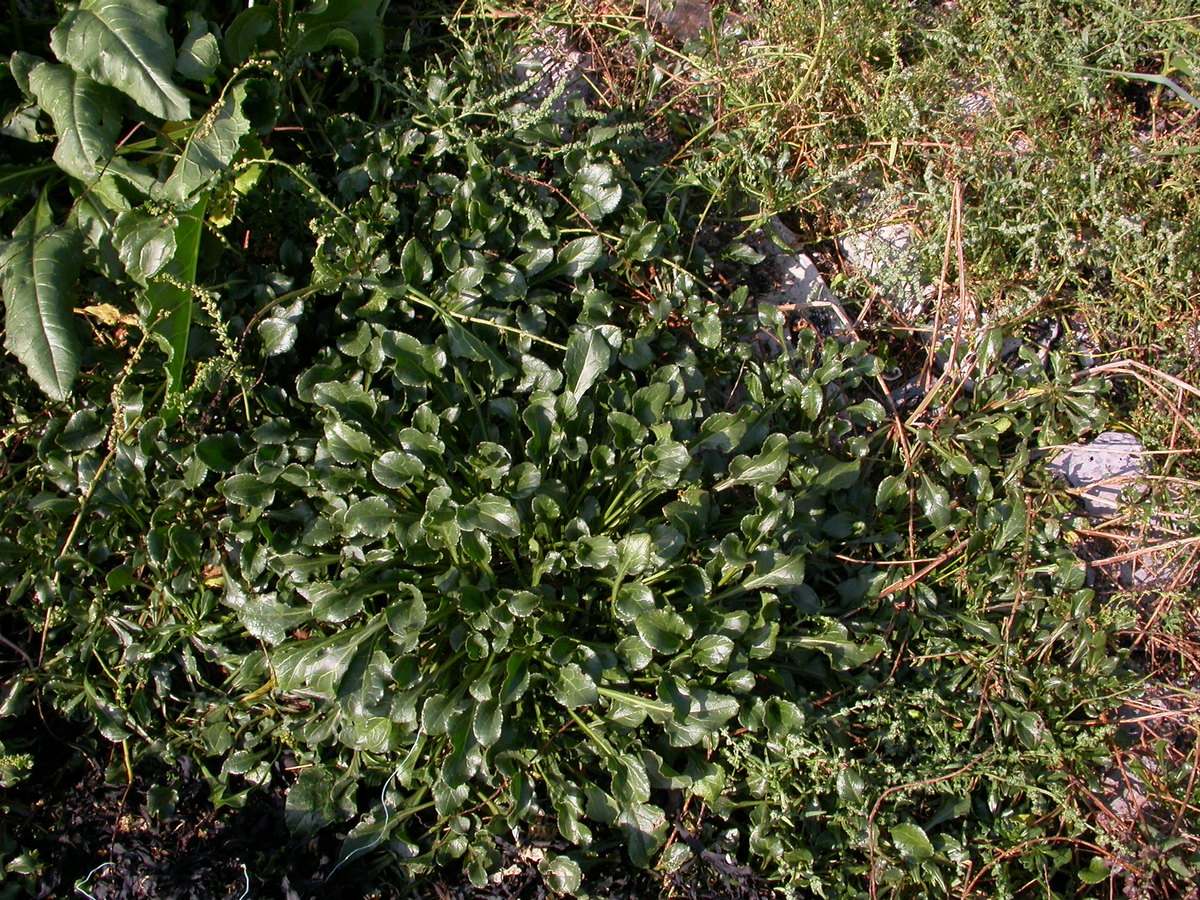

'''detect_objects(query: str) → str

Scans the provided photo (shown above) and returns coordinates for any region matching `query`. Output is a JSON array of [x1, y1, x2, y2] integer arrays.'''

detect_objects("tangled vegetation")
[[0, 1, 1197, 897]]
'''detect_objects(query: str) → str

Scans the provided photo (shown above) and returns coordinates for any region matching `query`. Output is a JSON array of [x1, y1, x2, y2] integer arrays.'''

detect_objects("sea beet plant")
[[0, 2, 1156, 897]]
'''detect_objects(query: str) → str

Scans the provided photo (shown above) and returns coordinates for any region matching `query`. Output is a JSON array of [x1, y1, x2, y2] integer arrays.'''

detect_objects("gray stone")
[[512, 30, 592, 121], [1047, 431, 1145, 519], [755, 218, 852, 334], [645, 0, 713, 42], [838, 222, 924, 321]]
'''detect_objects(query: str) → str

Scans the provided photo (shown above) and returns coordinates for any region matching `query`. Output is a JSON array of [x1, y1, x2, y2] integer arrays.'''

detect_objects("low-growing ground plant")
[[0, 1, 1195, 898]]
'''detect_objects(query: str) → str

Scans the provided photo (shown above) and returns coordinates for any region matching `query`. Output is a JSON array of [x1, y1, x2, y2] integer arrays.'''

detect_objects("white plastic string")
[[75, 859, 249, 899], [231, 862, 250, 900], [74, 862, 115, 900], [326, 769, 400, 879]]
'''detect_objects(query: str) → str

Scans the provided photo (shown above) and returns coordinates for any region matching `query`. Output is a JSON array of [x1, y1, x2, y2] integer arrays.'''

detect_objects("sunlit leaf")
[[50, 0, 191, 121], [0, 202, 83, 401]]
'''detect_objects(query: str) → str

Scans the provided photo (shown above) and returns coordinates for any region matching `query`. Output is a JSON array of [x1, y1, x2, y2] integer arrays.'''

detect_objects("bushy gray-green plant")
[[0, 2, 1151, 896]]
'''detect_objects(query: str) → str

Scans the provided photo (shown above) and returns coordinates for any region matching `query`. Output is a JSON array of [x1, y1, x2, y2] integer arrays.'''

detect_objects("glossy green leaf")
[[27, 63, 121, 182], [571, 163, 622, 220], [890, 822, 934, 862], [539, 854, 583, 895], [144, 195, 206, 399], [473, 698, 503, 747], [554, 663, 598, 709], [616, 802, 666, 867], [611, 753, 650, 805], [161, 81, 251, 203], [691, 634, 734, 669], [564, 327, 613, 401], [221, 473, 275, 508], [918, 473, 952, 530], [634, 607, 692, 654], [458, 494, 520, 537], [114, 209, 176, 284], [50, 0, 191, 121], [664, 689, 738, 746], [232, 595, 310, 645], [693, 309, 721, 348], [557, 235, 603, 277], [286, 767, 340, 836], [259, 316, 298, 356], [345, 497, 396, 537], [175, 13, 219, 83], [801, 381, 823, 419], [0, 204, 83, 401], [401, 237, 434, 284], [717, 433, 789, 490], [740, 552, 806, 592], [875, 472, 906, 508], [789, 619, 882, 670], [1079, 856, 1111, 885]]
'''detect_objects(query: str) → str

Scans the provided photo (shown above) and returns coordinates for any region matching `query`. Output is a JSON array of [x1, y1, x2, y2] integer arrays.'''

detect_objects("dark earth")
[[3, 713, 773, 900]]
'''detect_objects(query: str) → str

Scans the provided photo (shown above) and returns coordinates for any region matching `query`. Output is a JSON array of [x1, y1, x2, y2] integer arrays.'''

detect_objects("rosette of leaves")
[[194, 50, 1121, 890], [0, 12, 1134, 895]]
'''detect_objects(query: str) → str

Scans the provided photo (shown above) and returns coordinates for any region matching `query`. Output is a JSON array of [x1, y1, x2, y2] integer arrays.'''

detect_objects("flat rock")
[[644, 0, 713, 42], [1047, 431, 1145, 519], [838, 222, 923, 320], [512, 30, 593, 120]]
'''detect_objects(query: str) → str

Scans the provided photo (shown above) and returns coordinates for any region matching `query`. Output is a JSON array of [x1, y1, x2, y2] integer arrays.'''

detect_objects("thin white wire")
[[75, 860, 250, 899], [326, 769, 400, 879], [74, 862, 115, 900], [231, 862, 250, 900]]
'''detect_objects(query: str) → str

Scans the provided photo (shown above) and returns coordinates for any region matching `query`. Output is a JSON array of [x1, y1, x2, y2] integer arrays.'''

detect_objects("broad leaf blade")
[[564, 327, 613, 401], [114, 209, 176, 284], [176, 13, 220, 83], [50, 0, 191, 121], [144, 195, 206, 400], [1, 206, 83, 401], [27, 63, 121, 182], [557, 235, 603, 278], [571, 163, 622, 221], [890, 822, 935, 861], [161, 82, 251, 204]]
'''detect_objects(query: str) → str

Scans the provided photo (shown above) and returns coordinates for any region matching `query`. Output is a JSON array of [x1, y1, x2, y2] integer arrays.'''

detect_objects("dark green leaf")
[[473, 698, 503, 747], [161, 82, 251, 203], [717, 433, 789, 490], [616, 802, 666, 867], [401, 237, 434, 284], [286, 767, 340, 836], [50, 0, 191, 121], [372, 450, 423, 488], [458, 494, 520, 537], [1, 205, 83, 401], [918, 474, 952, 530], [554, 663, 598, 709], [176, 13, 220, 83], [345, 497, 396, 538], [635, 607, 692, 654], [539, 854, 583, 895], [558, 235, 603, 278], [115, 210, 177, 284], [27, 62, 121, 181], [890, 822, 934, 862], [222, 473, 275, 508], [564, 327, 614, 401], [571, 163, 622, 220]]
